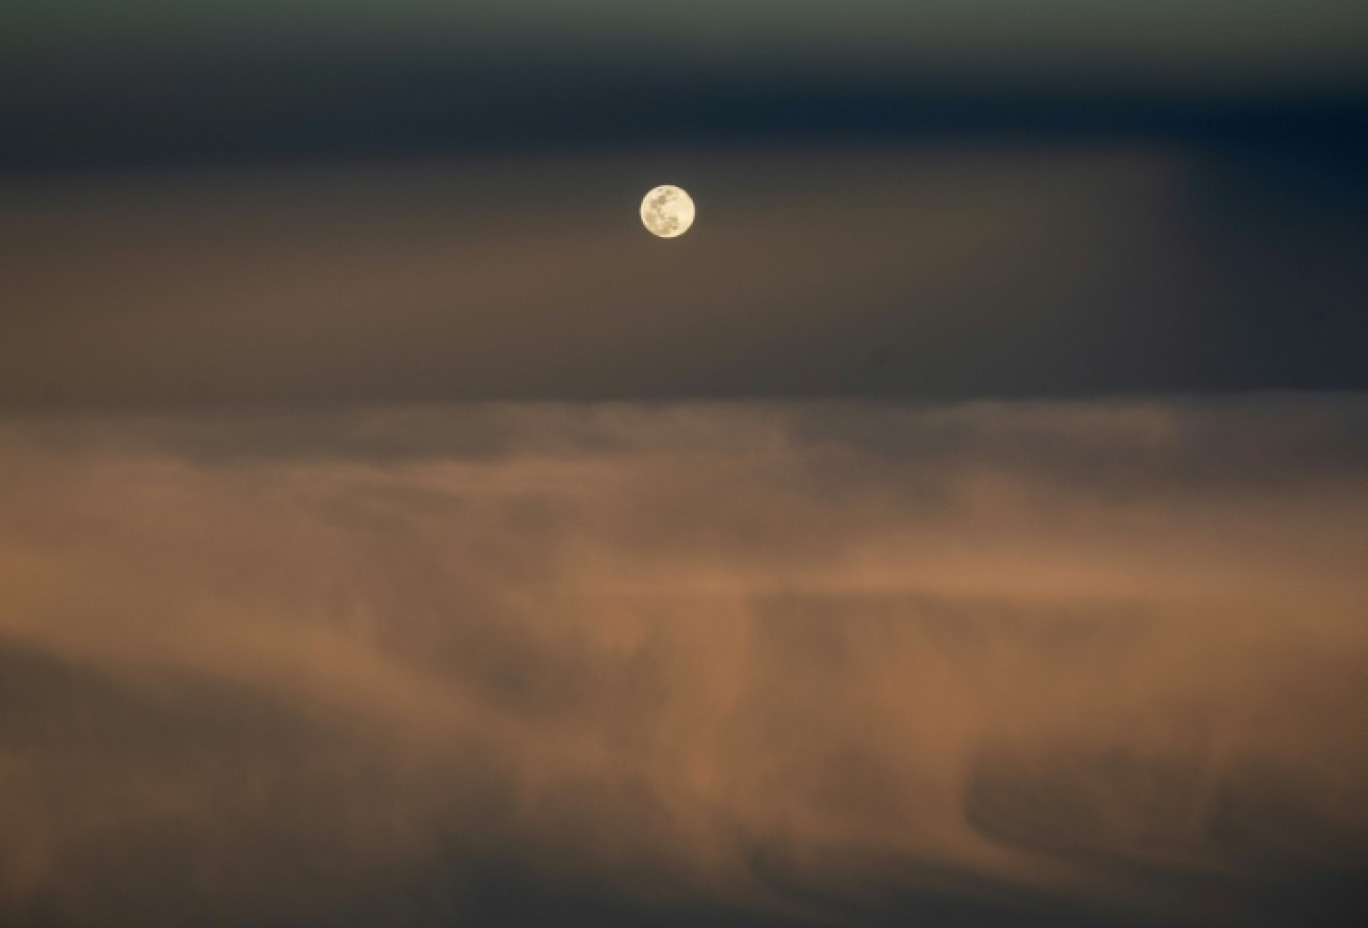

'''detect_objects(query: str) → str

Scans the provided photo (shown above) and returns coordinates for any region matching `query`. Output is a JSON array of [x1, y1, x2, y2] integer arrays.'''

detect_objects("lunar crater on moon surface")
[[641, 185, 695, 238]]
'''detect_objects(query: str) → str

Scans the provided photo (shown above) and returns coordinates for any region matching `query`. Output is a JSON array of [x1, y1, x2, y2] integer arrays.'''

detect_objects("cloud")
[[0, 397, 1365, 926]]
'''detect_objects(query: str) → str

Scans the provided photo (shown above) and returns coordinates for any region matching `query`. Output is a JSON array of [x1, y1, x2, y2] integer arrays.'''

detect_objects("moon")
[[640, 185, 696, 238]]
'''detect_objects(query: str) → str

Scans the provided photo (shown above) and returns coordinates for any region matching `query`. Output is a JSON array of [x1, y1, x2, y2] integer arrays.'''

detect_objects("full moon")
[[640, 185, 696, 238]]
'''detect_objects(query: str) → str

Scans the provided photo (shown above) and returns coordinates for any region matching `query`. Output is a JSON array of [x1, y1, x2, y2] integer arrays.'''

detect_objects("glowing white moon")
[[640, 185, 695, 238]]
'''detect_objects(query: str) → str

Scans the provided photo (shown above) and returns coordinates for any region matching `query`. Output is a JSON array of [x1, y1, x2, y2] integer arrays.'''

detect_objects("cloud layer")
[[0, 397, 1365, 926]]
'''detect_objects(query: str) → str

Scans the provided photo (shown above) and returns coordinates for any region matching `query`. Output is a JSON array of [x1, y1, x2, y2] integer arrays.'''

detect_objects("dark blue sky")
[[2, 0, 1366, 405], [3, 1, 1367, 170]]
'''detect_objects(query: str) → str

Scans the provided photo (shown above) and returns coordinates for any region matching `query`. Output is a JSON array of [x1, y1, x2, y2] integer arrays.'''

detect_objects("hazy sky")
[[1, 3, 1365, 927], [2, 146, 1365, 408]]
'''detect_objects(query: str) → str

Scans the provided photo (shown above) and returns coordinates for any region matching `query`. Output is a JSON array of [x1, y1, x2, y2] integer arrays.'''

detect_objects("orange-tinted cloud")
[[0, 398, 1365, 926]]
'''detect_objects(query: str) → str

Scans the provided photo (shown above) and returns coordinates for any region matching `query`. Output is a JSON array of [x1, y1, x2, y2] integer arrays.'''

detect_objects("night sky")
[[1, 4, 1366, 928]]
